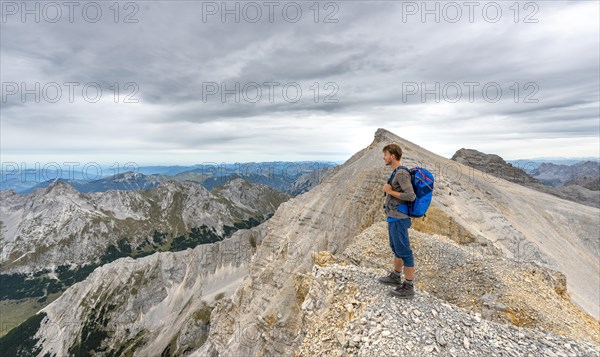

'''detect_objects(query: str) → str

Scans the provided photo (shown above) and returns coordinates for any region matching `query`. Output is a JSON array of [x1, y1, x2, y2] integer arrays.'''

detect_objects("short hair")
[[382, 143, 402, 161]]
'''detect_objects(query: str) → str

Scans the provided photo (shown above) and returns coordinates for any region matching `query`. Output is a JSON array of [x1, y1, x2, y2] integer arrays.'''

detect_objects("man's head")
[[383, 144, 402, 166]]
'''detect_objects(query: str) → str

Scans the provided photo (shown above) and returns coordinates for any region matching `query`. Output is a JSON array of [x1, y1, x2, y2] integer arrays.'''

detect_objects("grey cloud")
[[1, 0, 598, 163]]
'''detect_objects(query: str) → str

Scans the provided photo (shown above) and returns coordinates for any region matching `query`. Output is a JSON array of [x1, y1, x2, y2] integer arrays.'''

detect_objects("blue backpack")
[[395, 166, 435, 218]]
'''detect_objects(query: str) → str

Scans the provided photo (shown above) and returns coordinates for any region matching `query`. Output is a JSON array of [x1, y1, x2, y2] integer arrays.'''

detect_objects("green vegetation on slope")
[[0, 312, 46, 357]]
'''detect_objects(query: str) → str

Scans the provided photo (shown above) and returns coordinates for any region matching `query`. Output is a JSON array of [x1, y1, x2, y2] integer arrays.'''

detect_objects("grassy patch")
[[0, 292, 62, 338], [0, 312, 45, 357], [192, 304, 213, 323]]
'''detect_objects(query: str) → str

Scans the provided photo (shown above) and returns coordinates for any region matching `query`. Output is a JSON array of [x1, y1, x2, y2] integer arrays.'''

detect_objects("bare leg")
[[394, 257, 403, 273], [404, 266, 414, 281]]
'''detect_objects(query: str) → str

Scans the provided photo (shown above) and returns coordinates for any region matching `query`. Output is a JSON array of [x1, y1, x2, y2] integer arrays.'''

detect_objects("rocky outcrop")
[[451, 148, 539, 185], [451, 149, 600, 208]]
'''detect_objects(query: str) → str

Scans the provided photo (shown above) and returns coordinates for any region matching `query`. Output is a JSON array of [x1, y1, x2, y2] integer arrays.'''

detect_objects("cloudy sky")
[[1, 0, 598, 167]]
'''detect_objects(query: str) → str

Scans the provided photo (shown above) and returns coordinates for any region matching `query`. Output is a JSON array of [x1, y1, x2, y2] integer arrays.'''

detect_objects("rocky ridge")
[[451, 148, 599, 208], [192, 128, 599, 356], [451, 148, 539, 185]]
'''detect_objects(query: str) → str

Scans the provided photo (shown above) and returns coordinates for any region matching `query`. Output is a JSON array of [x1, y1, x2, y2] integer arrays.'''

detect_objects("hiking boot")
[[377, 271, 402, 285], [390, 282, 415, 299]]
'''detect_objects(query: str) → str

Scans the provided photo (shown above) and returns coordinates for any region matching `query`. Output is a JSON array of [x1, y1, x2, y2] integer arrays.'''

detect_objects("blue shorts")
[[387, 218, 414, 267]]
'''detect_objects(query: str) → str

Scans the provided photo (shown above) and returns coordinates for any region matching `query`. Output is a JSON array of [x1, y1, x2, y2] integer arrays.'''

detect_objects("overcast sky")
[[1, 0, 598, 167]]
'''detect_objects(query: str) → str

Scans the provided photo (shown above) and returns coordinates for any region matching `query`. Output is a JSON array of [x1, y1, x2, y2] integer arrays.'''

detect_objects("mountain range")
[[1, 161, 337, 195], [1, 129, 598, 356]]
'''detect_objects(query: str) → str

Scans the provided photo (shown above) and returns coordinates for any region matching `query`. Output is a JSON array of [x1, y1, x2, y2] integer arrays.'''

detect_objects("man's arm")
[[389, 170, 416, 201]]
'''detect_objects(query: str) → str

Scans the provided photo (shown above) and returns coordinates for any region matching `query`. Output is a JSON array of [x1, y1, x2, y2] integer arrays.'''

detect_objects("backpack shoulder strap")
[[397, 166, 412, 176], [395, 166, 413, 193]]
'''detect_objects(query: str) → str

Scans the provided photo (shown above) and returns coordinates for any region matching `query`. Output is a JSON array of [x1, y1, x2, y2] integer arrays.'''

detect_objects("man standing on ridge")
[[378, 143, 417, 299]]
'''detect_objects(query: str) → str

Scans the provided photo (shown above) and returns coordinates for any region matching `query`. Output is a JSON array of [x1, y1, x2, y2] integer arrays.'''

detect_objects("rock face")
[[451, 148, 539, 185], [451, 148, 600, 208], [31, 226, 265, 357], [0, 177, 289, 275]]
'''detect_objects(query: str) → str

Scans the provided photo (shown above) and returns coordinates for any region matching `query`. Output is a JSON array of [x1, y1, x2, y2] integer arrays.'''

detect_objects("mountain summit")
[[3, 128, 598, 356], [193, 128, 599, 355]]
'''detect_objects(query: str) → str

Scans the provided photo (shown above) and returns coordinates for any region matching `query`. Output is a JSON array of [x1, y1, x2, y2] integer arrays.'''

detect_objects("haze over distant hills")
[[1, 161, 337, 196], [507, 157, 599, 167]]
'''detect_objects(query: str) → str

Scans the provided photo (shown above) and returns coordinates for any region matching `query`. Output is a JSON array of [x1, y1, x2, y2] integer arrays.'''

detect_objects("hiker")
[[379, 143, 417, 299]]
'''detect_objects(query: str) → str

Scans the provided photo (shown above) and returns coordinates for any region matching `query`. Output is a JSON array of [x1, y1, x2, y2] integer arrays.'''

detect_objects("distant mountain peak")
[[222, 176, 251, 187], [452, 148, 508, 165], [113, 171, 146, 182], [45, 179, 78, 195], [451, 148, 539, 185]]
